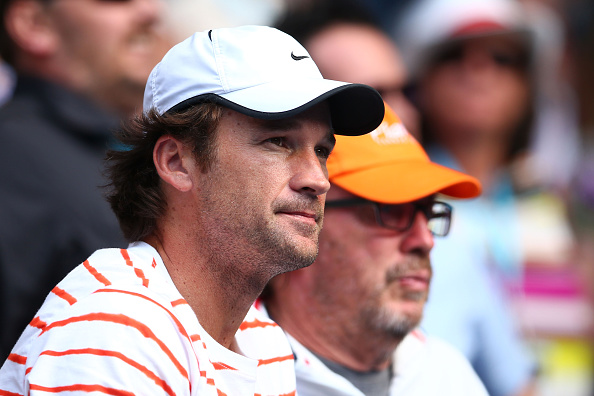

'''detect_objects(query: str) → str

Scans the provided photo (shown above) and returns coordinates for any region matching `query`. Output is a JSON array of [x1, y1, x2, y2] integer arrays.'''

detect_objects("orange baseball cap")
[[327, 103, 482, 203]]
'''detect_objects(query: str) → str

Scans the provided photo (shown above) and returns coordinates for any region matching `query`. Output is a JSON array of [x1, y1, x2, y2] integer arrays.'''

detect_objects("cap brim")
[[168, 79, 384, 136], [331, 160, 481, 203]]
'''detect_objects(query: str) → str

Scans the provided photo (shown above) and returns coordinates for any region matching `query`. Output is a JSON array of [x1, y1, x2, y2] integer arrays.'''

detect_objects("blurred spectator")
[[356, 0, 414, 33], [393, 0, 573, 395], [0, 0, 169, 361], [275, 0, 420, 137], [0, 57, 14, 105], [518, 0, 581, 195]]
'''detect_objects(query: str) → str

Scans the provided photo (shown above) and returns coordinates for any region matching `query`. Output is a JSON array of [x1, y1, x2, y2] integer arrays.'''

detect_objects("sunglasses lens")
[[434, 46, 464, 64], [433, 43, 528, 71], [492, 51, 527, 69]]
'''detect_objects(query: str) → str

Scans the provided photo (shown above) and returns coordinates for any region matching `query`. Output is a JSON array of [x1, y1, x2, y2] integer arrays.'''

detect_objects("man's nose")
[[400, 211, 435, 255], [288, 150, 331, 197], [134, 0, 164, 25]]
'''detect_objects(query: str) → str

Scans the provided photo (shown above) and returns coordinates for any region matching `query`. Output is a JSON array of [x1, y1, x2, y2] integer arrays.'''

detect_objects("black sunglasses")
[[325, 197, 452, 237], [432, 43, 529, 70]]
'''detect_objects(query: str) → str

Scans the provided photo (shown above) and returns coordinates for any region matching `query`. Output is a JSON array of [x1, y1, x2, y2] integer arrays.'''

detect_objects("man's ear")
[[4, 0, 60, 59], [153, 136, 193, 192]]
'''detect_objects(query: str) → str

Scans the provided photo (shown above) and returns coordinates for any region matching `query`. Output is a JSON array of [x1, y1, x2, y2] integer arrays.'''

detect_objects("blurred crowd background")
[[1, 0, 593, 395]]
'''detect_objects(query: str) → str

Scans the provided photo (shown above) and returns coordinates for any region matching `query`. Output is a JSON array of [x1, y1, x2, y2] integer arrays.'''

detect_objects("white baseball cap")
[[144, 25, 385, 136]]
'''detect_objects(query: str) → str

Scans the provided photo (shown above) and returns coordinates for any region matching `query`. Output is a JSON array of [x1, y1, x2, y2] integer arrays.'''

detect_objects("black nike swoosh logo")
[[291, 52, 310, 61]]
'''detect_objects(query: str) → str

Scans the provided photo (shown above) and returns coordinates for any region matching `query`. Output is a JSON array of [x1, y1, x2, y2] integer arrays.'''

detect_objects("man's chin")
[[367, 305, 423, 339], [264, 232, 318, 276], [274, 246, 318, 276]]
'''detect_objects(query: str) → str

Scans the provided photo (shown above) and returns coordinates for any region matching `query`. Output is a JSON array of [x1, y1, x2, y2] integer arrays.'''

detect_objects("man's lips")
[[395, 270, 431, 291], [277, 210, 320, 224]]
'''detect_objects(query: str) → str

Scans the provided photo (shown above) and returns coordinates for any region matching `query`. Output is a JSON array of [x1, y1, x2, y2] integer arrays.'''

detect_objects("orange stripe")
[[40, 349, 176, 396], [254, 297, 263, 311], [84, 260, 111, 286], [198, 370, 221, 393], [204, 373, 225, 395], [40, 312, 189, 382], [411, 329, 426, 342], [7, 353, 26, 365], [134, 268, 149, 287], [121, 249, 133, 266], [25, 367, 32, 375], [94, 289, 187, 336], [120, 249, 149, 287], [258, 354, 294, 366], [29, 384, 134, 396], [29, 316, 46, 330], [0, 389, 23, 396], [51, 286, 77, 305], [92, 287, 201, 390], [212, 362, 237, 371], [255, 391, 296, 396], [239, 318, 278, 331], [190, 334, 201, 342], [171, 299, 186, 307]]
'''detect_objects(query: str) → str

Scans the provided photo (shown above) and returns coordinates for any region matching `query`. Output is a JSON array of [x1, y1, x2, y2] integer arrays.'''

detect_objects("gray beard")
[[361, 258, 429, 339], [363, 303, 421, 340]]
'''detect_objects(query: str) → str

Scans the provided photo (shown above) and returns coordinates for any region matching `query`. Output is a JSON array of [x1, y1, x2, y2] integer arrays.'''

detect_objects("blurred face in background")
[[43, 0, 170, 115], [419, 35, 531, 145], [306, 23, 421, 138]]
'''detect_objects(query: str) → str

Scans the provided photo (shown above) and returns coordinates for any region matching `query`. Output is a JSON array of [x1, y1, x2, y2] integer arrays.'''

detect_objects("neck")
[[267, 292, 400, 371], [145, 232, 265, 350]]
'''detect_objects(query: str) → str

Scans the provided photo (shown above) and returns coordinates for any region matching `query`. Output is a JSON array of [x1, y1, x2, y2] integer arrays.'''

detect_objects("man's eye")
[[266, 137, 285, 147], [315, 146, 331, 159]]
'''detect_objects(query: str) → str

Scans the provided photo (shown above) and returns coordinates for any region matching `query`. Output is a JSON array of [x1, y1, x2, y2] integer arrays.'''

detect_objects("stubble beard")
[[199, 192, 322, 292], [248, 223, 320, 277], [363, 302, 422, 340], [265, 197, 324, 275], [362, 257, 431, 340]]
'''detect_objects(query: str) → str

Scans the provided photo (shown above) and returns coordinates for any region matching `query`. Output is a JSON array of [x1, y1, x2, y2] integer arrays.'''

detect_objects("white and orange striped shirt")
[[0, 242, 297, 396]]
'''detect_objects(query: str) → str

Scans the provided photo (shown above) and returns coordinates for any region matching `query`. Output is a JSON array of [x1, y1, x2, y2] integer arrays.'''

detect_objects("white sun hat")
[[144, 25, 384, 136]]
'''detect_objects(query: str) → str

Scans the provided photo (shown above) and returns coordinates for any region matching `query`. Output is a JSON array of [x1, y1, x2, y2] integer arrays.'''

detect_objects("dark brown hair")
[[105, 103, 223, 242], [274, 0, 379, 47]]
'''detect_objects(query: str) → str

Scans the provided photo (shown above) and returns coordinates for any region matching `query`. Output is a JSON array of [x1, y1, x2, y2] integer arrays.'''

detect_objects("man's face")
[[46, 0, 169, 115], [192, 104, 334, 286], [309, 185, 434, 338], [306, 23, 420, 137]]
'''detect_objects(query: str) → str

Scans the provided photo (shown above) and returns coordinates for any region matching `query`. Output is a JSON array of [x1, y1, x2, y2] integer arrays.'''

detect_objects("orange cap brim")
[[330, 159, 482, 204]]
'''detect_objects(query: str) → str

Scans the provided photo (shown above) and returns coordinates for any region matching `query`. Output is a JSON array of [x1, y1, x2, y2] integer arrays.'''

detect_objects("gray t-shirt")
[[315, 354, 391, 396]]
